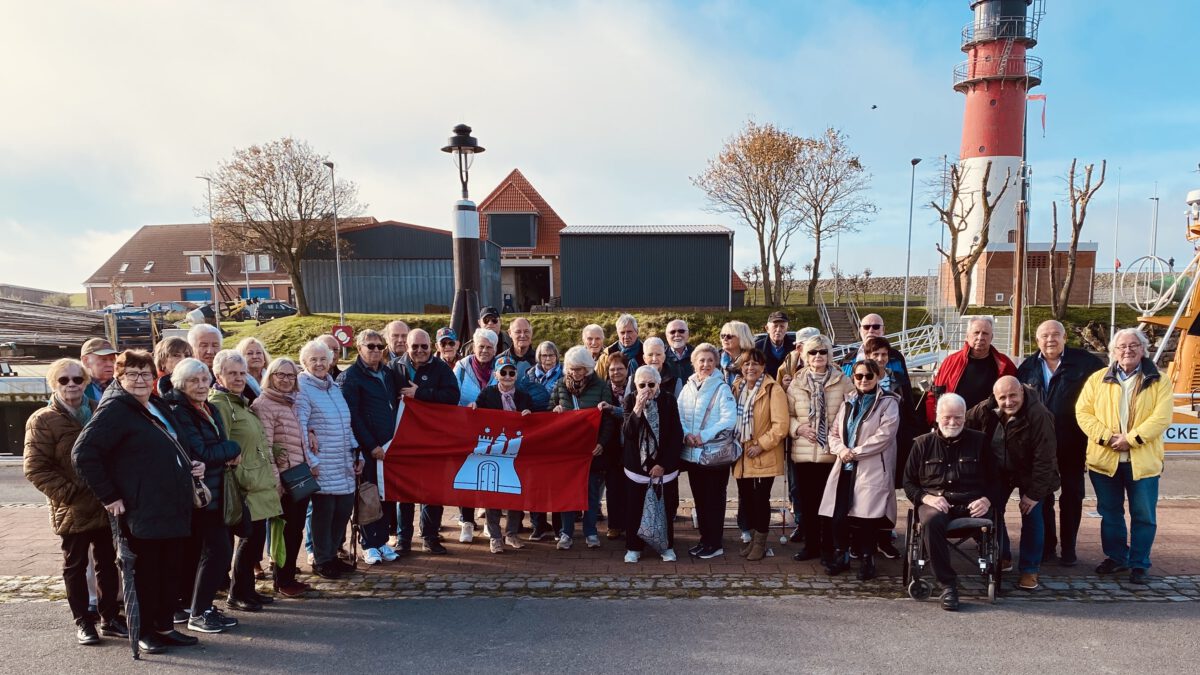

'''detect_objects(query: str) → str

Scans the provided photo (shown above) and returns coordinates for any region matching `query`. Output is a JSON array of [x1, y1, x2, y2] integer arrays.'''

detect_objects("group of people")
[[23, 304, 1175, 653]]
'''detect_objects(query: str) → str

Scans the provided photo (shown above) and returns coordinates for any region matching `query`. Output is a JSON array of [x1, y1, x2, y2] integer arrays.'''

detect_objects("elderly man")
[[841, 314, 912, 393], [1075, 328, 1174, 585], [80, 338, 118, 402], [904, 393, 993, 612], [604, 314, 644, 368], [188, 324, 223, 372], [755, 311, 794, 378], [1016, 320, 1105, 566], [384, 320, 410, 366], [499, 318, 550, 412], [966, 376, 1060, 590], [582, 324, 606, 364], [663, 319, 694, 384], [435, 328, 460, 369], [460, 307, 513, 356], [925, 317, 1016, 425]]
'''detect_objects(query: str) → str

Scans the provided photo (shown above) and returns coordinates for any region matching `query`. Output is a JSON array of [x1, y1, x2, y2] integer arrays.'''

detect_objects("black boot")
[[824, 549, 849, 576], [940, 584, 960, 611], [857, 553, 877, 581]]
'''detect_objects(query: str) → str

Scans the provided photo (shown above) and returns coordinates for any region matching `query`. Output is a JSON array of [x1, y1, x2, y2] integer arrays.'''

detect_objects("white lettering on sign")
[[1164, 424, 1200, 444]]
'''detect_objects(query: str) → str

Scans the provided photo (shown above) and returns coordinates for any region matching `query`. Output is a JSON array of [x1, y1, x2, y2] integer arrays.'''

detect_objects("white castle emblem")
[[453, 427, 523, 494]]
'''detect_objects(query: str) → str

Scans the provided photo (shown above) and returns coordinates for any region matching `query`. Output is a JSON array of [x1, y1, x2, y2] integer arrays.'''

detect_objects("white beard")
[[940, 425, 963, 438]]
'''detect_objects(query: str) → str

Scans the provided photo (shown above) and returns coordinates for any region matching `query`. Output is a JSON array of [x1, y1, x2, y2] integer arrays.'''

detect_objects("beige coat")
[[818, 391, 900, 522], [787, 367, 853, 463], [731, 375, 789, 479]]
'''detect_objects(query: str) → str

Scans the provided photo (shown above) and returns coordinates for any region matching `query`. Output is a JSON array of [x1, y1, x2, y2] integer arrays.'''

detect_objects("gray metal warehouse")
[[558, 224, 742, 309]]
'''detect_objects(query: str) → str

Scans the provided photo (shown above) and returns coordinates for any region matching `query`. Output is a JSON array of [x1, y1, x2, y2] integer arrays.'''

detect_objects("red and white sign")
[[331, 325, 354, 347]]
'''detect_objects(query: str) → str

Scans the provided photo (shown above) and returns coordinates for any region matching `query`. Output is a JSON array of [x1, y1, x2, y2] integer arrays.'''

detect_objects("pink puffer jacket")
[[250, 387, 309, 481]]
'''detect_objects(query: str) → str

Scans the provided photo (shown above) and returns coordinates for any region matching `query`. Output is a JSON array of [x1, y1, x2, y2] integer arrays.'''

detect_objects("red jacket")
[[924, 342, 1017, 424]]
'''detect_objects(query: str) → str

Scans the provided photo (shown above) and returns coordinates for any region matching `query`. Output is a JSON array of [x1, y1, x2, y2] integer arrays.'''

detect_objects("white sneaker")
[[362, 548, 383, 565], [306, 552, 314, 566], [556, 534, 573, 550], [624, 550, 641, 564], [661, 548, 677, 562], [504, 534, 526, 550], [585, 535, 601, 549], [459, 522, 475, 543], [481, 524, 495, 539], [489, 539, 504, 554], [378, 545, 399, 562], [740, 530, 753, 544]]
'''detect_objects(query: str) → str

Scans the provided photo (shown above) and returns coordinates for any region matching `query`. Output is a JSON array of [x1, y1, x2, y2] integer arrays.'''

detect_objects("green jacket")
[[210, 389, 282, 521]]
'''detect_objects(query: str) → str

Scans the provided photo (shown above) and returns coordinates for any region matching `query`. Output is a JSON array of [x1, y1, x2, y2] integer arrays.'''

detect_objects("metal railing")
[[831, 323, 945, 370], [961, 16, 1040, 48], [816, 294, 835, 343], [954, 55, 1043, 88]]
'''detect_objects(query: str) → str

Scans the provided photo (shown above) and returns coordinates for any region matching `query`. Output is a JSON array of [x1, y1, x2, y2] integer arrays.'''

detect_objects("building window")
[[143, 260, 155, 272], [244, 254, 273, 272], [1028, 253, 1049, 268], [488, 213, 538, 248], [188, 255, 213, 274], [118, 262, 129, 273]]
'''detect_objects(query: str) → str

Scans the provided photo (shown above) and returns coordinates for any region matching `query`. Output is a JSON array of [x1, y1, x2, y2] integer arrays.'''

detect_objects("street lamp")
[[441, 124, 486, 347], [901, 157, 922, 336], [196, 176, 220, 329], [322, 161, 345, 326]]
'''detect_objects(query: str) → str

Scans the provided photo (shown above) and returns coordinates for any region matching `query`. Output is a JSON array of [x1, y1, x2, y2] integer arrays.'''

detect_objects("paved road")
[[1, 596, 1197, 674]]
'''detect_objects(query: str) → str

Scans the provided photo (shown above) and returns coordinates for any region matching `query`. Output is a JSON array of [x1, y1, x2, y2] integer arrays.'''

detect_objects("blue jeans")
[[560, 472, 605, 539], [992, 486, 1045, 574], [396, 503, 443, 544], [1090, 464, 1159, 570]]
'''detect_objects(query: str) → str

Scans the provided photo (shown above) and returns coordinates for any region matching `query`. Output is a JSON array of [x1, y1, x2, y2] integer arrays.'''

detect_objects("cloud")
[[0, 219, 136, 293]]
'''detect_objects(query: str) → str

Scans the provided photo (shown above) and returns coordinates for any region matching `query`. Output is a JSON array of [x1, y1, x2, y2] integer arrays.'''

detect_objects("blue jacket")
[[338, 357, 400, 455], [454, 357, 495, 407], [1016, 346, 1105, 474], [296, 372, 357, 496]]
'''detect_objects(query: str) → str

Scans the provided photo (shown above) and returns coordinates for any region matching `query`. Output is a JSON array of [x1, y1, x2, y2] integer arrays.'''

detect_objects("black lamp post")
[[442, 124, 486, 348]]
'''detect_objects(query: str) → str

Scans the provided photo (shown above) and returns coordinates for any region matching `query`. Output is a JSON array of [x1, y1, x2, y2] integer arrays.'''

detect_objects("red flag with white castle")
[[380, 399, 601, 512]]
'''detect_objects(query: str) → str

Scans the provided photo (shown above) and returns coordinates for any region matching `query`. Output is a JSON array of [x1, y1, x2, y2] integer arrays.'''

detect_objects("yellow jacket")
[[731, 375, 789, 479], [1075, 359, 1174, 480]]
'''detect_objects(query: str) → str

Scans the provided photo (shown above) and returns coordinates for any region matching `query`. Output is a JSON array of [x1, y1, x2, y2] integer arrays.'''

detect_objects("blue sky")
[[2, 0, 1197, 294]]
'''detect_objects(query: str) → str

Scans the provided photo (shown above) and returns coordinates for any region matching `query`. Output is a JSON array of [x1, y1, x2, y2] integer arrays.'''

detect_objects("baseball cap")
[[480, 306, 500, 321], [81, 338, 118, 357], [767, 311, 789, 324], [795, 327, 820, 343], [436, 327, 457, 343], [494, 354, 517, 372]]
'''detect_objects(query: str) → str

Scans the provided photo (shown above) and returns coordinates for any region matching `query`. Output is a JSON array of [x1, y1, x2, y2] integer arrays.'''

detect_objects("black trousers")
[[833, 515, 891, 556], [1043, 469, 1086, 558], [735, 477, 775, 534], [277, 494, 311, 586], [190, 509, 232, 616], [126, 533, 186, 633], [230, 519, 266, 601], [604, 466, 628, 532], [61, 527, 119, 624], [795, 462, 835, 557], [625, 478, 679, 552], [684, 462, 729, 548], [917, 504, 975, 587]]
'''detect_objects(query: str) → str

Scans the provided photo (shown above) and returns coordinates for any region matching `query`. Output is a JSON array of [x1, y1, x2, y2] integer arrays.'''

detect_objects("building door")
[[477, 461, 499, 492], [513, 266, 550, 311]]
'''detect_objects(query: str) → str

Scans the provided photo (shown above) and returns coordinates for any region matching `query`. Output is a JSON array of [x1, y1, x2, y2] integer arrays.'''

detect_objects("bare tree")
[[778, 261, 798, 305], [792, 128, 877, 306], [692, 121, 807, 306], [932, 161, 1014, 314], [204, 137, 362, 316], [741, 264, 762, 305], [1050, 159, 1106, 320]]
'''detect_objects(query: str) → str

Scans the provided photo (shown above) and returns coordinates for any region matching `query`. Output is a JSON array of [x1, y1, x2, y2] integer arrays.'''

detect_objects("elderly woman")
[[788, 334, 853, 565], [601, 352, 634, 540], [73, 350, 203, 654], [24, 359, 127, 645], [530, 341, 563, 396], [677, 342, 737, 559], [731, 349, 789, 561], [236, 337, 271, 398], [550, 346, 617, 550], [251, 357, 313, 597], [296, 339, 361, 580], [719, 321, 756, 386], [621, 364, 683, 563], [154, 336, 192, 396], [468, 354, 533, 553], [209, 349, 282, 612], [188, 323, 223, 372], [818, 359, 900, 580], [162, 358, 241, 633], [642, 337, 678, 399], [452, 328, 499, 539], [1075, 328, 1174, 585]]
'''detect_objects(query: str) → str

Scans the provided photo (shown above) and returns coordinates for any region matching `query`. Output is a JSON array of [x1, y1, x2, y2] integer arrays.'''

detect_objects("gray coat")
[[296, 371, 358, 496], [819, 391, 900, 523]]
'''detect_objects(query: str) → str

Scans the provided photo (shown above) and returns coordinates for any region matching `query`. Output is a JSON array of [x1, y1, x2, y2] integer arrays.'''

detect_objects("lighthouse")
[[952, 0, 1044, 306]]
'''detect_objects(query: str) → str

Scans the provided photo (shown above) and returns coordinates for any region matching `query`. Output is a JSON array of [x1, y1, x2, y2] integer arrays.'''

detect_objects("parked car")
[[254, 300, 298, 323], [146, 301, 198, 314]]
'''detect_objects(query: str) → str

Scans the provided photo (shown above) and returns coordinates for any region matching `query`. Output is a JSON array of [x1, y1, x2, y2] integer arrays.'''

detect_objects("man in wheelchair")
[[903, 393, 993, 611]]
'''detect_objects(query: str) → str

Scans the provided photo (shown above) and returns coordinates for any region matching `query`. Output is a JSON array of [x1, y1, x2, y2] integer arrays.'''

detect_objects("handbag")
[[277, 444, 318, 503], [190, 476, 212, 509], [637, 478, 670, 554], [695, 382, 742, 467], [223, 466, 243, 527], [356, 480, 383, 526]]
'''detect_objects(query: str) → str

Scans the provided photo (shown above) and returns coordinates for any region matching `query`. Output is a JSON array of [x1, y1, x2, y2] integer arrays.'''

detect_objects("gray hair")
[[967, 316, 995, 333], [643, 336, 665, 352], [472, 328, 497, 346], [936, 392, 967, 415], [796, 326, 820, 343], [409, 328, 431, 345], [563, 345, 596, 370], [634, 364, 661, 384], [536, 341, 559, 358], [299, 338, 334, 365], [356, 329, 384, 347], [802, 334, 833, 353], [615, 313, 638, 332], [1036, 320, 1066, 337], [1108, 327, 1149, 363], [263, 357, 299, 389], [690, 342, 720, 368], [236, 337, 271, 363], [212, 349, 247, 376], [187, 323, 222, 349], [170, 357, 212, 390], [581, 324, 604, 339]]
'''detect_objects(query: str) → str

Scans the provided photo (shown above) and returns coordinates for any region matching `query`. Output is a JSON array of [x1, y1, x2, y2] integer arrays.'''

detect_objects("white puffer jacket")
[[676, 373, 737, 464], [296, 371, 357, 496]]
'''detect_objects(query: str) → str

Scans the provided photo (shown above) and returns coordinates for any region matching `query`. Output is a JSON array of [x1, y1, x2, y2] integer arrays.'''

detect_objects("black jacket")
[[621, 392, 683, 477], [965, 388, 1061, 501], [401, 357, 461, 405], [1015, 346, 1105, 474], [338, 357, 401, 453], [606, 340, 645, 368], [755, 334, 796, 378], [162, 389, 241, 512], [903, 428, 992, 507], [475, 385, 534, 412], [663, 344, 695, 384], [72, 383, 193, 540]]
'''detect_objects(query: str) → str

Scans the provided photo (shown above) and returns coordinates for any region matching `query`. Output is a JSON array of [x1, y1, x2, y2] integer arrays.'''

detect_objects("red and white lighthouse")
[[953, 0, 1044, 305]]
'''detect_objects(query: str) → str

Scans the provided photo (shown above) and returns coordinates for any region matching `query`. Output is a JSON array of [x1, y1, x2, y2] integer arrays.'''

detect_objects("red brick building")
[[477, 169, 566, 311], [941, 239, 1098, 307]]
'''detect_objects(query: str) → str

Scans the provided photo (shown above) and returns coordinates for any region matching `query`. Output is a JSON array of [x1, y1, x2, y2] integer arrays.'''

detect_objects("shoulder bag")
[[696, 381, 742, 467], [277, 443, 319, 503]]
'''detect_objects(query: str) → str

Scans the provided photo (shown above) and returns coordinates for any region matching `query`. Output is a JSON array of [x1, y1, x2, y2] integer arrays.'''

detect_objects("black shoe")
[[1129, 568, 1150, 585], [824, 550, 850, 576], [76, 622, 100, 646], [878, 541, 901, 560], [1095, 558, 1129, 575], [697, 545, 724, 560], [333, 559, 356, 574], [857, 554, 878, 581], [688, 543, 704, 557], [1042, 550, 1059, 564], [172, 609, 189, 625], [250, 591, 274, 605], [792, 548, 821, 562], [788, 526, 804, 543], [157, 629, 199, 646], [99, 616, 129, 639], [313, 563, 341, 580], [940, 585, 960, 612], [137, 634, 168, 654], [1059, 551, 1078, 567], [422, 539, 448, 555], [187, 610, 227, 634], [227, 597, 263, 612]]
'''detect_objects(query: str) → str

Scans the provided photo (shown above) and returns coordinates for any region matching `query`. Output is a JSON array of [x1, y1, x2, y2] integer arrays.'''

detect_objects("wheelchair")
[[902, 506, 1002, 604]]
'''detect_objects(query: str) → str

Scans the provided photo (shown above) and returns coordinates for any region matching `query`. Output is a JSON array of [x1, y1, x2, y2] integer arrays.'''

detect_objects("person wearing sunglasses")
[[718, 321, 755, 387], [818, 359, 900, 580], [861, 335, 915, 560], [731, 349, 789, 562], [786, 334, 852, 566], [25, 358, 128, 646], [469, 354, 534, 554], [73, 350, 204, 654], [663, 319, 695, 384], [621, 365, 683, 563], [924, 317, 1016, 426], [840, 315, 912, 415]]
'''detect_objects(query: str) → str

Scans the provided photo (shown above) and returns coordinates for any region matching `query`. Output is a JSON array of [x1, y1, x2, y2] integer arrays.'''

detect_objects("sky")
[[2, 0, 1198, 294]]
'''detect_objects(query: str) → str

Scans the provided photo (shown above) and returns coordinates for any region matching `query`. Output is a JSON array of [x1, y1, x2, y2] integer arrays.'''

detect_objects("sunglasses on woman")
[[720, 334, 736, 340], [498, 369, 517, 377], [854, 372, 876, 380], [636, 382, 657, 389], [57, 376, 85, 385], [363, 343, 387, 351], [807, 349, 828, 356]]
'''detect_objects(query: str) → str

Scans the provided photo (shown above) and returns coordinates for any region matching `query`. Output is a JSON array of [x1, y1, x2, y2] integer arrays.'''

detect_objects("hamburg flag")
[[380, 399, 602, 512]]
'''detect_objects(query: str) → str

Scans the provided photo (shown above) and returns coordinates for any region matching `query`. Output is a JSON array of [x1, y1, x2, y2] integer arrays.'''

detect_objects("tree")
[[1050, 159, 1106, 320], [792, 128, 877, 306], [932, 161, 1014, 314], [204, 137, 362, 316], [741, 264, 762, 305], [692, 121, 807, 306]]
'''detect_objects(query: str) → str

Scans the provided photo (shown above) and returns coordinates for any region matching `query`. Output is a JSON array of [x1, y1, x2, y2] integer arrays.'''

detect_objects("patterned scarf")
[[499, 386, 517, 412], [56, 394, 93, 426], [469, 355, 494, 387], [807, 369, 831, 450], [531, 363, 561, 393], [564, 372, 588, 398], [844, 389, 877, 447], [640, 398, 661, 469], [736, 377, 763, 444], [610, 377, 627, 403]]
